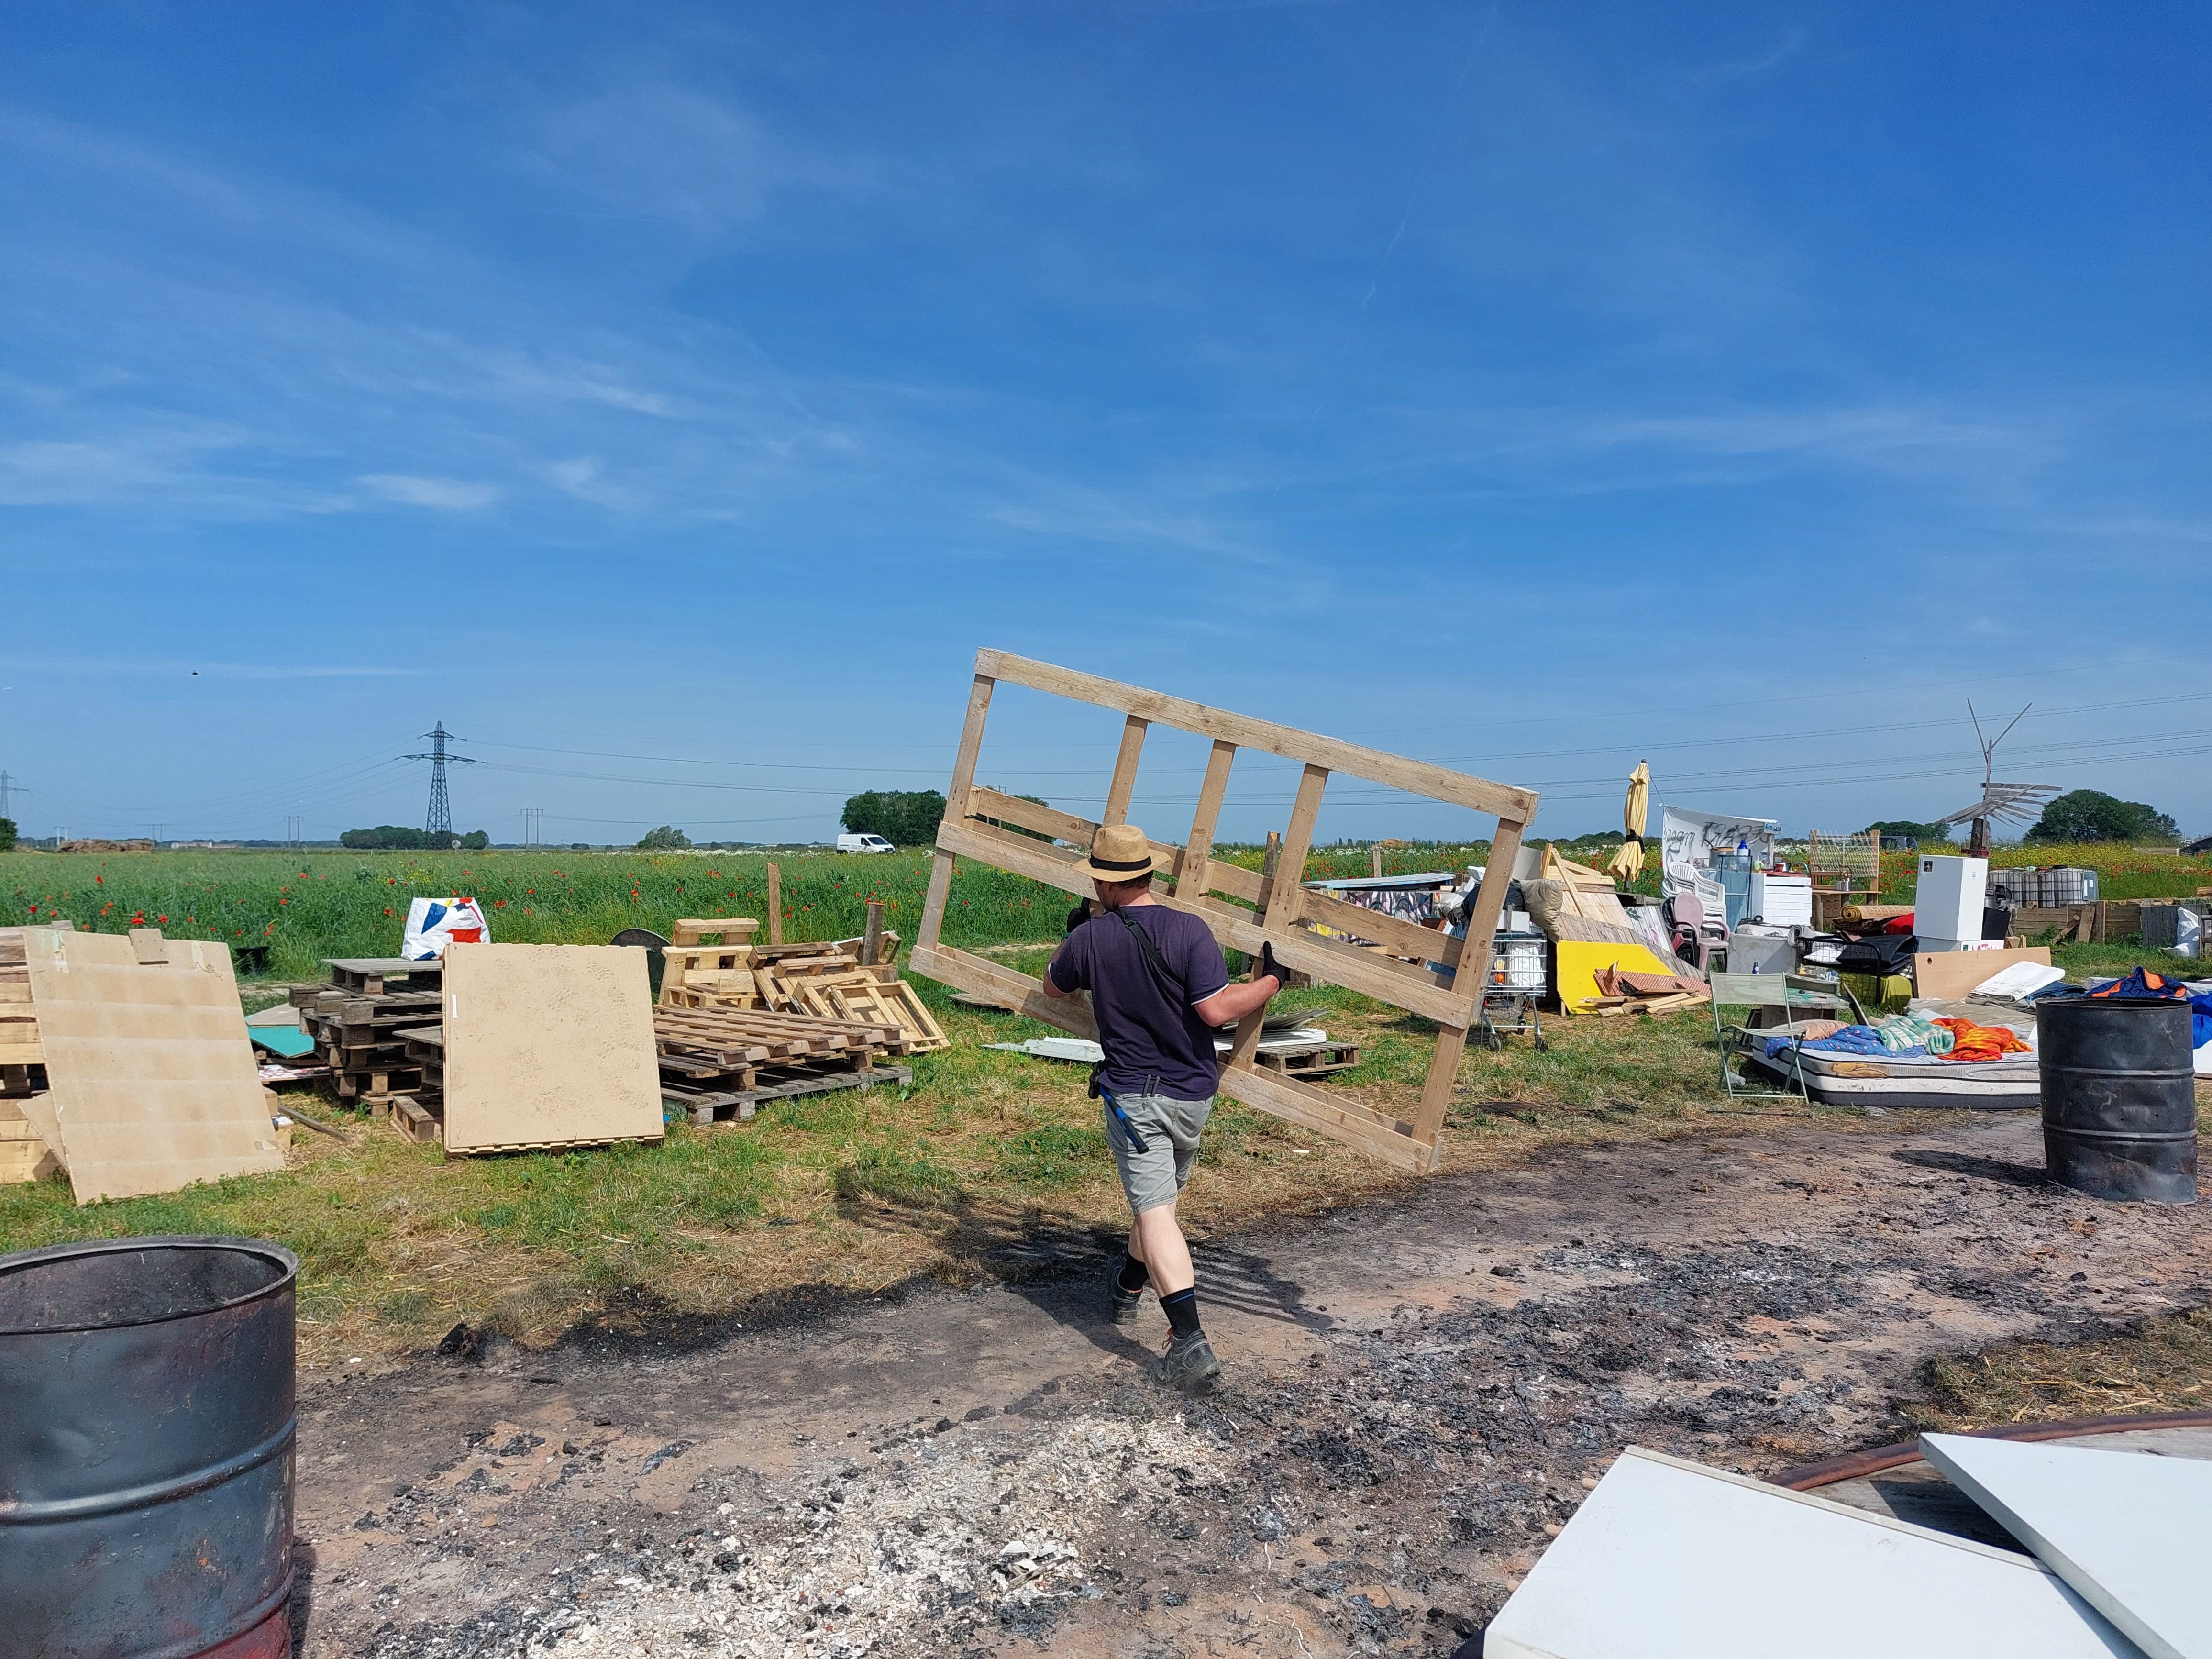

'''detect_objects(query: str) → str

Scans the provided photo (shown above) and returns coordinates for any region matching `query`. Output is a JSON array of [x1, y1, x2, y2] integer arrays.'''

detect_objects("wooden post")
[[766, 863, 783, 947], [1102, 716, 1149, 827], [1176, 739, 1238, 903], [861, 900, 885, 966], [1410, 813, 1529, 1157], [1230, 765, 1329, 1071], [918, 671, 997, 962], [1371, 844, 1384, 878]]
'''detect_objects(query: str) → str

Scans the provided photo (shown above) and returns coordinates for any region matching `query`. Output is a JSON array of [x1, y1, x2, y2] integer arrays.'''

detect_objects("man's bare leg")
[[1128, 1199, 1193, 1296]]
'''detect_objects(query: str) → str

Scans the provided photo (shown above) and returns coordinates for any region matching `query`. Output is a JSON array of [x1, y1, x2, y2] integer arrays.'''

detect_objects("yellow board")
[[1553, 940, 1679, 1015]]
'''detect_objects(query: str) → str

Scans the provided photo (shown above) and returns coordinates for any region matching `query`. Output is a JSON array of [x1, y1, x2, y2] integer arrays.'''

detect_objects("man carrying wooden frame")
[[1041, 821, 1294, 1393], [912, 650, 1538, 1173]]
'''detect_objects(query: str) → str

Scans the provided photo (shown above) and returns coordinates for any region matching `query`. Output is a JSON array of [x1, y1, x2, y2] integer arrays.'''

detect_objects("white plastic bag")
[[402, 896, 489, 961]]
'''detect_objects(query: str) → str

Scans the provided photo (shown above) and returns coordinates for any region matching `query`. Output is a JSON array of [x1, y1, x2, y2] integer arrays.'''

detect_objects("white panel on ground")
[[1922, 1433, 2212, 1659], [1484, 1447, 2146, 1659]]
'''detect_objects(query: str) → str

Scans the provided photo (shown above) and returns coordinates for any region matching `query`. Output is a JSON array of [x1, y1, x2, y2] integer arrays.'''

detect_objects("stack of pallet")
[[291, 957, 443, 1111], [0, 927, 59, 1183], [650, 916, 941, 1122], [658, 916, 949, 1050]]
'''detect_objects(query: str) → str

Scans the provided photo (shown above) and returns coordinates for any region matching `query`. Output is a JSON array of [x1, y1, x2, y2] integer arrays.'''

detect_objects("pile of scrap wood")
[[0, 927, 60, 1183], [292, 957, 443, 1109], [648, 915, 939, 1123], [657, 916, 948, 1052], [1577, 963, 1713, 1018], [0, 925, 285, 1202], [385, 943, 664, 1154]]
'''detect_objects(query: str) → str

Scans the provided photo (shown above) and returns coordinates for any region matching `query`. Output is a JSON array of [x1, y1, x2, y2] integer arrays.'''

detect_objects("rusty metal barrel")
[[2039, 995, 2199, 1205], [0, 1236, 299, 1659]]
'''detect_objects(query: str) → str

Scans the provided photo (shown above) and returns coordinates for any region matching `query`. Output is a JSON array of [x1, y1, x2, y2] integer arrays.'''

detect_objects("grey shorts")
[[1102, 1091, 1214, 1215]]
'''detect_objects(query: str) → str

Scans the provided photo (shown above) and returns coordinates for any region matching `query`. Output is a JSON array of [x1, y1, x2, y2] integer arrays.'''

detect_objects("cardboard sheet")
[[1922, 1433, 2212, 1659], [22, 928, 285, 1204], [441, 944, 663, 1153], [1486, 1447, 2143, 1659], [1913, 945, 2053, 1002]]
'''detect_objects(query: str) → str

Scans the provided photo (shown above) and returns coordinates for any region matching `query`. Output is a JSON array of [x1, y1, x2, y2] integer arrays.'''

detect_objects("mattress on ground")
[[1747, 1043, 2040, 1109]]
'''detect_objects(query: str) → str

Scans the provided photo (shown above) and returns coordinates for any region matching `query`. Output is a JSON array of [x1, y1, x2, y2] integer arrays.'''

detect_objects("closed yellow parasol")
[[1606, 762, 1650, 881]]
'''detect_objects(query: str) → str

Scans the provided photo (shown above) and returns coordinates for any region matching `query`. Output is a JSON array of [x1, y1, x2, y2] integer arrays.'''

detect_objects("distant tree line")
[[341, 825, 490, 850], [841, 790, 948, 847], [2026, 790, 2177, 845], [0, 817, 15, 853]]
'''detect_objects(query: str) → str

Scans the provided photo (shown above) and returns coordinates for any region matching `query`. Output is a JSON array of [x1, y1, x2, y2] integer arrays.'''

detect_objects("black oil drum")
[[2039, 996, 2199, 1204], [0, 1237, 299, 1659]]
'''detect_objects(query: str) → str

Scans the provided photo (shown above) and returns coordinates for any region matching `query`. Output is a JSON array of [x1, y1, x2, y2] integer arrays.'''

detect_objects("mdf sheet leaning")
[[1921, 1433, 2212, 1659], [1485, 1447, 2145, 1659], [22, 927, 284, 1204], [911, 650, 1539, 1173], [440, 943, 664, 1154]]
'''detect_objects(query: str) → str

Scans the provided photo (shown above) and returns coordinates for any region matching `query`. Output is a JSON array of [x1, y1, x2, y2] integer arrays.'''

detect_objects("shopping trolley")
[[1473, 930, 1548, 1051]]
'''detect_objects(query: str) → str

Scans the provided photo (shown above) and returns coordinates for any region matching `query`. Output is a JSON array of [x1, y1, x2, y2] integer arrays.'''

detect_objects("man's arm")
[[1192, 944, 1289, 1028], [1041, 939, 1079, 1000]]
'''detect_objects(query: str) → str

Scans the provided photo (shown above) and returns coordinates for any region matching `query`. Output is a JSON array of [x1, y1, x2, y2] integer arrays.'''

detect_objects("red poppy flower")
[[94, 875, 102, 885], [157, 915, 167, 923], [384, 907, 393, 917]]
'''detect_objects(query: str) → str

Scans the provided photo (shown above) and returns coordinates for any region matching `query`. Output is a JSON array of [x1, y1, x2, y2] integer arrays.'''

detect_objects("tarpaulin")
[[1660, 806, 1777, 921], [402, 896, 490, 961]]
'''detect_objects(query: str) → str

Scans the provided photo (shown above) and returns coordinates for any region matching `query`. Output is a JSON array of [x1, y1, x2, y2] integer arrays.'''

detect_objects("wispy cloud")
[[359, 473, 500, 510]]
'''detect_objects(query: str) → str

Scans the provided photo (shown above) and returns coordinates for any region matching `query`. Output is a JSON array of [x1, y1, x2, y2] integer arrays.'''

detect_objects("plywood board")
[[1913, 945, 2054, 1002], [1922, 1433, 2212, 1659], [440, 944, 663, 1153], [22, 928, 284, 1205], [1486, 1447, 2143, 1659]]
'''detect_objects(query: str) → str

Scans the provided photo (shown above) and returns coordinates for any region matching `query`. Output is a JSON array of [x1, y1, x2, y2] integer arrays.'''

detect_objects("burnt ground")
[[291, 1113, 2210, 1658]]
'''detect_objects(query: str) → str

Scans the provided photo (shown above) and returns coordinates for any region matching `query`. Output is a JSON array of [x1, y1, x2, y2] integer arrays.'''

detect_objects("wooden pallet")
[[909, 650, 1537, 1174], [670, 918, 760, 947], [653, 1004, 908, 1062], [663, 1063, 913, 1124], [389, 1092, 444, 1145], [1250, 1040, 1359, 1078], [321, 957, 444, 996], [780, 970, 951, 1054]]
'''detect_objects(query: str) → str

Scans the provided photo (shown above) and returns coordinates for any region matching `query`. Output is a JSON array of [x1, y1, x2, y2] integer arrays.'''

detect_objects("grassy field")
[[0, 926, 1848, 1366], [4, 842, 2202, 1368]]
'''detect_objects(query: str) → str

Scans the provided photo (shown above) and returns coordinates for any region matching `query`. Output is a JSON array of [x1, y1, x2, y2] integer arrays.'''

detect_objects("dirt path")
[[293, 1113, 2210, 1658]]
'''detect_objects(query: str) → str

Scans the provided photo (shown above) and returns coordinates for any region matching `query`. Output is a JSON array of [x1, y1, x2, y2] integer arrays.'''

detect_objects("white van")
[[837, 833, 896, 854]]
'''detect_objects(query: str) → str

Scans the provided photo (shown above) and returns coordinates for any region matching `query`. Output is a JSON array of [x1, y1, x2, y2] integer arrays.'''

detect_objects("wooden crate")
[[910, 651, 1538, 1173]]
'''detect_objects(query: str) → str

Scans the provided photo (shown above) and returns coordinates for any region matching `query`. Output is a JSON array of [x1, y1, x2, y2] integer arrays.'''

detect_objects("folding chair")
[[1708, 971, 1864, 1103]]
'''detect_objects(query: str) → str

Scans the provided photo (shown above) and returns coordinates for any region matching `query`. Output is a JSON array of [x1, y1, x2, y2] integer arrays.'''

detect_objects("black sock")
[[1161, 1287, 1203, 1341], [1116, 1254, 1150, 1294]]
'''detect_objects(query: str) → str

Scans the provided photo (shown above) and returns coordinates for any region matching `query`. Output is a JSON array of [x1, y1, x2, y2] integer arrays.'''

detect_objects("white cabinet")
[[1748, 873, 1813, 928], [1914, 855, 1989, 943]]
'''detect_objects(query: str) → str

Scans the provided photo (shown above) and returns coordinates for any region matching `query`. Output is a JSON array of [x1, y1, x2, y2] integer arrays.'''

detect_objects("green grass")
[[0, 936, 1812, 1362], [1, 848, 1070, 980]]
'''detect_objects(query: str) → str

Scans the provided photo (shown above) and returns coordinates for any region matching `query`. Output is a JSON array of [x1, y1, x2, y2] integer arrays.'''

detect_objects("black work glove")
[[1065, 899, 1095, 936], [1258, 942, 1291, 988]]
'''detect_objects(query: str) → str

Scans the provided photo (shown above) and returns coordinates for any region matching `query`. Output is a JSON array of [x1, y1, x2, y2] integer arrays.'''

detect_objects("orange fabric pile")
[[1932, 1017, 2032, 1062]]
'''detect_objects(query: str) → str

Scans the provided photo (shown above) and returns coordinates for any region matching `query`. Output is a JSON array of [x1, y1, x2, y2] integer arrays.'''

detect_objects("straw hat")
[[1083, 823, 1159, 885]]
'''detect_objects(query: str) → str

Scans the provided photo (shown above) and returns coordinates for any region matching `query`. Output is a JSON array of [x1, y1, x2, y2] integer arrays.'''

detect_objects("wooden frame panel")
[[915, 652, 1540, 1172]]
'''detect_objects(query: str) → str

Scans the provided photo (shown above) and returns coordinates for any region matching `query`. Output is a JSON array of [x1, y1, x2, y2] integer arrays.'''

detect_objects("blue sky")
[[3, 2, 2206, 847]]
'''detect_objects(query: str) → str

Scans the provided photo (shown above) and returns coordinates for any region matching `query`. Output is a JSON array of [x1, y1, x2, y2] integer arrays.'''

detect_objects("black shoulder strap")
[[1110, 908, 1188, 1003]]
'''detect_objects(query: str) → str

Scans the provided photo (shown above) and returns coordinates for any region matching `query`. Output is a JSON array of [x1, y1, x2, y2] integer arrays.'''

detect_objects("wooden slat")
[[909, 943, 1099, 1040], [1177, 740, 1238, 904], [965, 788, 1263, 903], [1102, 715, 1149, 826], [1410, 813, 1528, 1147], [1214, 1063, 1433, 1172], [977, 649, 1537, 821], [935, 817, 1473, 1024], [1233, 763, 1329, 1070], [945, 670, 998, 820], [1298, 886, 1463, 966]]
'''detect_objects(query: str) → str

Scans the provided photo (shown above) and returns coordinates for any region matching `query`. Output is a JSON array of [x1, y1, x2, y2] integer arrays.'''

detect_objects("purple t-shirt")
[[1048, 905, 1231, 1101]]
